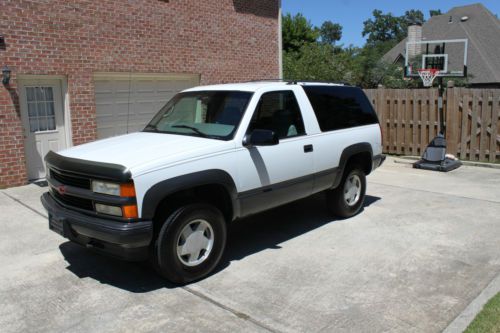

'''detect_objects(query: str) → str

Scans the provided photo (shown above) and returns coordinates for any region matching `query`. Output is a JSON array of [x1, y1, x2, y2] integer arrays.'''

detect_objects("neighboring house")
[[383, 3, 500, 87], [0, 0, 281, 188]]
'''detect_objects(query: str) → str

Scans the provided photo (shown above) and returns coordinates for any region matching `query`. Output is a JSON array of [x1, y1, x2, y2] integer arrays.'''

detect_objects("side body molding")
[[332, 142, 373, 189], [141, 169, 239, 220]]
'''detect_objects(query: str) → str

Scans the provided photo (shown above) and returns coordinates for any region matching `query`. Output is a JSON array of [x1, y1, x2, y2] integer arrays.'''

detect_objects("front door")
[[19, 79, 67, 180], [237, 90, 314, 216]]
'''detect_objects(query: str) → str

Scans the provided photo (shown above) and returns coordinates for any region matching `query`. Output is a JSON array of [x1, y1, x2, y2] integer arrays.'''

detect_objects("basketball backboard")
[[404, 39, 468, 78]]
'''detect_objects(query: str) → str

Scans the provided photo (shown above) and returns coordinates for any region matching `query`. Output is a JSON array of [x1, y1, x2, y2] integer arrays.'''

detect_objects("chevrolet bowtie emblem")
[[57, 185, 66, 195]]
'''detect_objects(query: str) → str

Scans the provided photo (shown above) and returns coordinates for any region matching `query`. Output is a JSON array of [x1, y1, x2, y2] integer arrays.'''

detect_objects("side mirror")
[[243, 129, 279, 147]]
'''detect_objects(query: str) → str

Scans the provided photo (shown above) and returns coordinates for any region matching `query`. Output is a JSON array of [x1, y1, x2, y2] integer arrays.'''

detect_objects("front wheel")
[[154, 203, 227, 284], [327, 167, 366, 218]]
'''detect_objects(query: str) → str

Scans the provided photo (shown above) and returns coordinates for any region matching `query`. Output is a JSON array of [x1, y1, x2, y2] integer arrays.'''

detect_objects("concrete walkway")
[[1, 158, 499, 332]]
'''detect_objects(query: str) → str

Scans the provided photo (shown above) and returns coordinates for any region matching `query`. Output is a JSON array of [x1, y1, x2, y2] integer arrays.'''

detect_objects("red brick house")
[[0, 0, 281, 187]]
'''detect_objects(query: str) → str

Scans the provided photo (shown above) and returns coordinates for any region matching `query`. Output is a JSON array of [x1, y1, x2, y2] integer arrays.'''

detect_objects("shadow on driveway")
[[59, 194, 380, 292]]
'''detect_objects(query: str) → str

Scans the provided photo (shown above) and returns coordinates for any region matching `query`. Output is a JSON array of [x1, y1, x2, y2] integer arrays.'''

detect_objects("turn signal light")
[[120, 183, 136, 197], [122, 204, 138, 219]]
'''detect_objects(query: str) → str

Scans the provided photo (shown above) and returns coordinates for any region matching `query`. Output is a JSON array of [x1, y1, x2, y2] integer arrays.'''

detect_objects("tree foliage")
[[282, 13, 318, 53], [320, 21, 342, 45], [362, 9, 425, 45], [403, 10, 425, 26], [362, 10, 405, 44], [429, 9, 442, 17], [283, 14, 346, 82], [284, 43, 347, 81]]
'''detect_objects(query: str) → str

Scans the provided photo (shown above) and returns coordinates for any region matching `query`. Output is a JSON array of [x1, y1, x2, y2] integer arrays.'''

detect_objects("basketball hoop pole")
[[437, 76, 445, 136]]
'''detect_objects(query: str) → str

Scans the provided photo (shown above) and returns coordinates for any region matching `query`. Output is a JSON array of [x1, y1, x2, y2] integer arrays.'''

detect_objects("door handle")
[[304, 144, 313, 153]]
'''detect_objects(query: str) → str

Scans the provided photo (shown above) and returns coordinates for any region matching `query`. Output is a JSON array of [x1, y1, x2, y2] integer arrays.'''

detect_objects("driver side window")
[[247, 91, 305, 139]]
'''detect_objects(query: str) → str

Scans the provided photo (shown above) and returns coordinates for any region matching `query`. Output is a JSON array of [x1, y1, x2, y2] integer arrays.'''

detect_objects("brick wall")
[[0, 0, 280, 187]]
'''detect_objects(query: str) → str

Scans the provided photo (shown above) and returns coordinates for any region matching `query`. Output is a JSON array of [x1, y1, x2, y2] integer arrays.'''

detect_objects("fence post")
[[490, 91, 499, 163], [377, 88, 387, 153], [460, 89, 469, 160], [412, 89, 419, 156], [445, 87, 458, 156]]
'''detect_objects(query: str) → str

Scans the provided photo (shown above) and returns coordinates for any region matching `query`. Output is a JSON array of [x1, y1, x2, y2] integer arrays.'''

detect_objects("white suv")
[[41, 81, 385, 283]]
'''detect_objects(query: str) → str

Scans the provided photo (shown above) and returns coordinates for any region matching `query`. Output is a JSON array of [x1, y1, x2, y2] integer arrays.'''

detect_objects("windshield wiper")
[[144, 124, 158, 132], [172, 125, 211, 138]]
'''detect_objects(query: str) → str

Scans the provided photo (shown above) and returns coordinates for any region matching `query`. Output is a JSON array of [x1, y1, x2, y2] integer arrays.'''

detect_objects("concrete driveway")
[[1, 158, 499, 333]]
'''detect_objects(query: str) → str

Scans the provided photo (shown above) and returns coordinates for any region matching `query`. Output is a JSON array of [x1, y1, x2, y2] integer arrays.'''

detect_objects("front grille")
[[52, 190, 94, 211], [50, 168, 91, 189]]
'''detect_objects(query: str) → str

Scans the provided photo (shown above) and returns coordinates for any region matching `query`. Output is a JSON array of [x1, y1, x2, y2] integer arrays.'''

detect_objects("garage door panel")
[[114, 81, 134, 92], [94, 74, 198, 139], [134, 104, 157, 116], [133, 80, 157, 93]]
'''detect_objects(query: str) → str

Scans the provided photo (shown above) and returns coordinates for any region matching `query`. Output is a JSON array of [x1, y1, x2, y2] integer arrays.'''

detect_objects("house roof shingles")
[[383, 3, 500, 85]]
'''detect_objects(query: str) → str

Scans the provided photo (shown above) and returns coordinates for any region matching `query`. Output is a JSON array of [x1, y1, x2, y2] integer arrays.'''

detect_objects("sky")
[[282, 1, 500, 47]]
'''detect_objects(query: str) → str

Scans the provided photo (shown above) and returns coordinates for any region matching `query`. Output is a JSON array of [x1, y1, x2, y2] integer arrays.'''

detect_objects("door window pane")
[[248, 91, 305, 139], [46, 102, 55, 115], [39, 117, 48, 131], [48, 117, 56, 130], [26, 87, 56, 132], [29, 118, 39, 132], [38, 102, 47, 117], [35, 87, 44, 101], [43, 87, 53, 101], [28, 102, 37, 117]]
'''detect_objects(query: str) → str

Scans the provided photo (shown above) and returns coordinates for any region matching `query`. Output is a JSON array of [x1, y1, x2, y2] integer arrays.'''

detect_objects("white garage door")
[[94, 73, 199, 139]]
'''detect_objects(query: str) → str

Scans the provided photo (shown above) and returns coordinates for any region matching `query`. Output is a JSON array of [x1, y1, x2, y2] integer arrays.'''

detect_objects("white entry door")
[[20, 79, 67, 180]]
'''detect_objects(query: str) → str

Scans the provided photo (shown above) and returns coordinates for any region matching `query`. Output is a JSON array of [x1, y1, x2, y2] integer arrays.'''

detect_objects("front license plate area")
[[49, 214, 67, 237]]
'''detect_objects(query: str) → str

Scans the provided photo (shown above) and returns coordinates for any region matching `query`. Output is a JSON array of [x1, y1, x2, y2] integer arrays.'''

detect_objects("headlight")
[[92, 181, 136, 197], [92, 181, 120, 196]]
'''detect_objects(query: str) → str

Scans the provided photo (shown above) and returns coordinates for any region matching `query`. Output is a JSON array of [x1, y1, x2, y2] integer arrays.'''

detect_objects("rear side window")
[[302, 86, 378, 132]]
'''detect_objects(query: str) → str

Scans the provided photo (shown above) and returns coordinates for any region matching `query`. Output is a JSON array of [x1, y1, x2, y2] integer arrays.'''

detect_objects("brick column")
[[0, 73, 28, 188]]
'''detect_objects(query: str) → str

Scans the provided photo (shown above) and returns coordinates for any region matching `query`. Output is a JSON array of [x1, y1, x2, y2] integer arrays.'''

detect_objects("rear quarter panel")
[[310, 124, 382, 174]]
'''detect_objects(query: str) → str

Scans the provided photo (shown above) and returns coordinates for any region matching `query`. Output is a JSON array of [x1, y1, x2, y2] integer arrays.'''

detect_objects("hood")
[[58, 132, 234, 175]]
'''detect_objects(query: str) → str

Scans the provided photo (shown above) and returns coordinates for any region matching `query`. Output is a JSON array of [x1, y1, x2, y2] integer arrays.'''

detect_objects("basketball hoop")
[[418, 68, 440, 87]]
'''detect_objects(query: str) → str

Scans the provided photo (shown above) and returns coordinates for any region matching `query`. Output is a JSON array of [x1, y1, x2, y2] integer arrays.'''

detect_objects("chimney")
[[407, 23, 422, 59]]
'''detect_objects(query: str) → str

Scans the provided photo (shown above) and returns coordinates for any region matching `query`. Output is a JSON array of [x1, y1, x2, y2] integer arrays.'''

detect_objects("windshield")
[[144, 91, 253, 140]]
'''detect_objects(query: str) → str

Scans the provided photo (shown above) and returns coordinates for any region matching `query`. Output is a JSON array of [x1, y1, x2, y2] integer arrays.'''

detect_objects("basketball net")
[[418, 68, 440, 87]]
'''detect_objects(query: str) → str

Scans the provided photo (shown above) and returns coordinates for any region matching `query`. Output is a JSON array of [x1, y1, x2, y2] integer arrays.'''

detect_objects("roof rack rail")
[[293, 80, 351, 86], [244, 79, 293, 83], [244, 79, 351, 86]]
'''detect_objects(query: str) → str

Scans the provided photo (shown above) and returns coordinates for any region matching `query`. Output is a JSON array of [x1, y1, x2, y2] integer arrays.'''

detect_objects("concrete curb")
[[393, 156, 500, 169], [442, 272, 500, 333]]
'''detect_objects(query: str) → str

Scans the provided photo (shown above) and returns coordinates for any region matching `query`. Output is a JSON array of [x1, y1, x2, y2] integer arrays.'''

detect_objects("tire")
[[154, 203, 227, 284], [327, 166, 366, 218]]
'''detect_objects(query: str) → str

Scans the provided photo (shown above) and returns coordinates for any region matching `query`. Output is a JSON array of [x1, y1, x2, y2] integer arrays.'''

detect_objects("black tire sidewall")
[[156, 203, 226, 284], [329, 168, 366, 218]]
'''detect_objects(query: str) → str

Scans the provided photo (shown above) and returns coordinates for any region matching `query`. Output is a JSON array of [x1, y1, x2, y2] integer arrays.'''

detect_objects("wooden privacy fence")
[[364, 88, 500, 163]]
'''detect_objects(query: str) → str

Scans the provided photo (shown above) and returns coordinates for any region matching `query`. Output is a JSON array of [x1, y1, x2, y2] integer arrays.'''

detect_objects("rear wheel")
[[154, 203, 226, 284], [327, 167, 366, 218]]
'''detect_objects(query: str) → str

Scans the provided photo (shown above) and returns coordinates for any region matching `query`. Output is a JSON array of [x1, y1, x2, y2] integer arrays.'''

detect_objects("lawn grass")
[[464, 292, 500, 333]]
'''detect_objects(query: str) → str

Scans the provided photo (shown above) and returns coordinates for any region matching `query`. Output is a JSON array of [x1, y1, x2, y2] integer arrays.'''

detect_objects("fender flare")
[[141, 169, 239, 220], [332, 142, 373, 189]]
